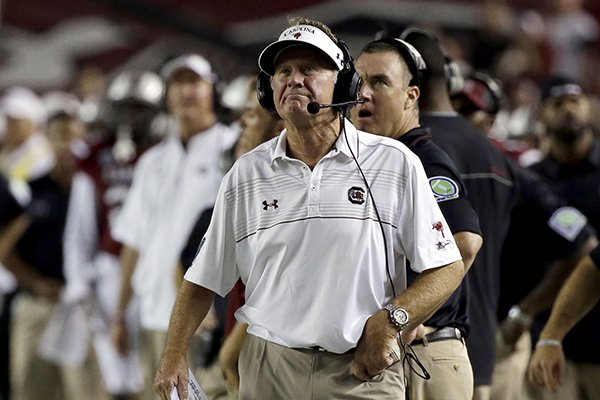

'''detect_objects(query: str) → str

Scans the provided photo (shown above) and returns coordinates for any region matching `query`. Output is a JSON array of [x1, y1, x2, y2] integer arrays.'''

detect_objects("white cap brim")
[[258, 24, 344, 76], [161, 54, 217, 82]]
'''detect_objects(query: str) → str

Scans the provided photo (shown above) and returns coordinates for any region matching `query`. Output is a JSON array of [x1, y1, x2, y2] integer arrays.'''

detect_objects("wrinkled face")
[[542, 94, 592, 142], [353, 51, 414, 139], [167, 69, 214, 120], [270, 47, 337, 122]]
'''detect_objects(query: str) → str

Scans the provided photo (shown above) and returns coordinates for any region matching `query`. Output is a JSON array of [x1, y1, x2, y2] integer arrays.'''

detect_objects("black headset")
[[371, 37, 427, 87], [256, 36, 361, 113], [400, 26, 464, 95]]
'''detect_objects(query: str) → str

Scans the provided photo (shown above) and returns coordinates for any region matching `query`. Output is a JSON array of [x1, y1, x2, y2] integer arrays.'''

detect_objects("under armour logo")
[[294, 33, 302, 39], [262, 199, 279, 210], [432, 221, 445, 238]]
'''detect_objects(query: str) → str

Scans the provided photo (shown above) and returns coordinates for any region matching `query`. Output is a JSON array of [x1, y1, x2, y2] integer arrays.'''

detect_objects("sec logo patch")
[[429, 176, 459, 202]]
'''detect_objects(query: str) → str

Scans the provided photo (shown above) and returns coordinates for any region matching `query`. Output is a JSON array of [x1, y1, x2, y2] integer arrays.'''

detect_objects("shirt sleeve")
[[184, 171, 239, 297], [517, 166, 595, 259], [422, 149, 481, 236], [396, 153, 462, 273]]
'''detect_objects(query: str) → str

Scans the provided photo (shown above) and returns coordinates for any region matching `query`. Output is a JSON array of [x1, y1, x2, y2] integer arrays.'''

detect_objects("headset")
[[371, 37, 427, 87], [444, 57, 464, 96], [469, 71, 505, 114], [256, 37, 361, 114], [400, 26, 464, 95]]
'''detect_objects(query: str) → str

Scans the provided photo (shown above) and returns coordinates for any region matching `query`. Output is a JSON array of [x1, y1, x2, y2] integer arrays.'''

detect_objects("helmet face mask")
[[104, 71, 165, 143]]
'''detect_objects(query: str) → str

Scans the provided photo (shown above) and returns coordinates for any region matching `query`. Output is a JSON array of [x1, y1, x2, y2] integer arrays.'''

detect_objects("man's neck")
[[392, 113, 420, 140], [179, 115, 217, 143], [285, 115, 341, 170], [549, 130, 595, 166]]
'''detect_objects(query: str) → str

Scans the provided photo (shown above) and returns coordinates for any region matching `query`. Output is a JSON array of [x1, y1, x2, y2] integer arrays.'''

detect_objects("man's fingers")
[[177, 379, 189, 400], [350, 362, 370, 381]]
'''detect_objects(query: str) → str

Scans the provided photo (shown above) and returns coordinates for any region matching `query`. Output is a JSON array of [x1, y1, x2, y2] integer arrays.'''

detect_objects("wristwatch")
[[383, 304, 409, 331], [507, 305, 533, 326]]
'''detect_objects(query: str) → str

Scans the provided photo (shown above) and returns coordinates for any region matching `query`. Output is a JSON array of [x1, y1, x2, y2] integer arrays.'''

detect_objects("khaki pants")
[[407, 337, 473, 400], [10, 293, 104, 400], [238, 334, 405, 400], [141, 329, 167, 400], [491, 329, 532, 400]]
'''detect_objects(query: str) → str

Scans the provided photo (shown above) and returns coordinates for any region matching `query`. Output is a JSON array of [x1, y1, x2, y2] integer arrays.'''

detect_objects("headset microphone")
[[307, 100, 364, 114]]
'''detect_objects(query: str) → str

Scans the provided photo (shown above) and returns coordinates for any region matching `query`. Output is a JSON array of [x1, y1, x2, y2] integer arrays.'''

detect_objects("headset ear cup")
[[332, 39, 361, 104], [444, 59, 464, 96], [256, 71, 276, 113], [332, 66, 361, 104]]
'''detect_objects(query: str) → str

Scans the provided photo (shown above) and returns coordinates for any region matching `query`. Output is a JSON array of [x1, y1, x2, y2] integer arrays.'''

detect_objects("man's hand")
[[351, 310, 398, 381], [499, 317, 529, 349], [528, 345, 565, 392], [154, 350, 189, 400]]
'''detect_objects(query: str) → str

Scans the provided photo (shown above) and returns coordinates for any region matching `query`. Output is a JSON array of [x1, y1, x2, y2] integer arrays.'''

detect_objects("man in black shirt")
[[0, 175, 29, 400], [403, 28, 599, 400], [525, 77, 600, 400], [354, 36, 482, 400], [402, 27, 521, 400], [2, 109, 103, 400]]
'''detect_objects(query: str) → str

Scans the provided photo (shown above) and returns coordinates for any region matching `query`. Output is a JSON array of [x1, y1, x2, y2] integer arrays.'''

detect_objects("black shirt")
[[527, 138, 600, 364], [421, 113, 520, 386], [399, 127, 481, 336], [498, 167, 595, 320], [0, 175, 25, 226], [15, 174, 70, 282], [591, 245, 600, 269]]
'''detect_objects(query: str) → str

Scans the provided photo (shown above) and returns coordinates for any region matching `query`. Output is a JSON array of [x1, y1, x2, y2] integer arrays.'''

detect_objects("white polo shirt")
[[113, 122, 237, 331], [185, 119, 461, 353]]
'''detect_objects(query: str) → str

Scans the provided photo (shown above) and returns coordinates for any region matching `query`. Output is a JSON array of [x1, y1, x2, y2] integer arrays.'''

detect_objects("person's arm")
[[352, 259, 464, 381], [0, 214, 30, 262], [3, 250, 63, 299], [154, 280, 215, 400], [528, 252, 600, 391], [500, 235, 598, 346], [218, 321, 248, 390], [110, 244, 139, 355], [453, 231, 482, 272]]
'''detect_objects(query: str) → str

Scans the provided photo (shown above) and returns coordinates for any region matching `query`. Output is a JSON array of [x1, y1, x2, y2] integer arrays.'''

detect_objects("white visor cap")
[[258, 25, 344, 76], [161, 54, 217, 83]]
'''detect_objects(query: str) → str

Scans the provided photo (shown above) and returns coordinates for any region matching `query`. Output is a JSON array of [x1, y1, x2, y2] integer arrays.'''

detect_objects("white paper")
[[37, 301, 90, 367], [169, 368, 208, 400]]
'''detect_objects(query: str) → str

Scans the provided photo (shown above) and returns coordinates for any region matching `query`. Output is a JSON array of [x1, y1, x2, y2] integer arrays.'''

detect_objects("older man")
[[154, 17, 464, 400]]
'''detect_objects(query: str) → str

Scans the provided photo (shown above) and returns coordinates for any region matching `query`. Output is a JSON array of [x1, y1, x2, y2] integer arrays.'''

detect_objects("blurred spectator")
[[110, 54, 237, 400], [3, 106, 103, 400], [0, 88, 54, 181], [62, 70, 164, 400], [546, 0, 599, 80]]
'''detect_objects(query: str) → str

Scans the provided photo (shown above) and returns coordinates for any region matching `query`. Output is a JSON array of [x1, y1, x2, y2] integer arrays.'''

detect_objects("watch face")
[[393, 309, 409, 325]]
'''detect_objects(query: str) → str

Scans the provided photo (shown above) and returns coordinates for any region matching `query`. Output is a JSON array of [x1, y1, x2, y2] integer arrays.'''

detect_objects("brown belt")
[[412, 326, 463, 346]]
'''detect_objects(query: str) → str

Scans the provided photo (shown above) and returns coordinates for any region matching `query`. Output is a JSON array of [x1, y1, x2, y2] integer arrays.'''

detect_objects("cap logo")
[[283, 26, 316, 37]]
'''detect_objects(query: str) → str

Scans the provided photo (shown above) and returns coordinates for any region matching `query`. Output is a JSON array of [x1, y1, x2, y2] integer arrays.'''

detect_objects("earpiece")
[[444, 57, 464, 96]]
